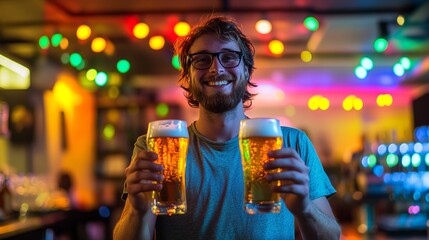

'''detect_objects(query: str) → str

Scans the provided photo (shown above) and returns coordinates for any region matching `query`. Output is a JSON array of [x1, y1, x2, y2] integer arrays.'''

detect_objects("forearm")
[[113, 200, 156, 240], [295, 202, 341, 240]]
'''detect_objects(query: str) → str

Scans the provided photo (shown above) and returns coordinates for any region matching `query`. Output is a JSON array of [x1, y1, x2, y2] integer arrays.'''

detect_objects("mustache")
[[205, 74, 235, 82]]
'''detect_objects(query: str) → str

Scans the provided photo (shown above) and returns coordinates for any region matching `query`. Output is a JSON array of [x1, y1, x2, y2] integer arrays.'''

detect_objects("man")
[[113, 16, 341, 239]]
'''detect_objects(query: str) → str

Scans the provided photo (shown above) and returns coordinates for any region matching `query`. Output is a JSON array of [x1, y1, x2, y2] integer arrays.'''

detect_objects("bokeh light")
[[355, 66, 368, 79], [86, 69, 98, 81], [156, 103, 169, 117], [360, 57, 374, 70], [39, 36, 50, 49], [69, 53, 83, 67], [397, 15, 405, 26], [174, 21, 191, 37], [116, 59, 131, 73], [301, 50, 312, 62], [91, 37, 107, 53], [51, 33, 63, 47], [374, 38, 388, 52], [171, 55, 181, 70], [268, 40, 284, 55], [304, 16, 319, 31], [376, 94, 393, 107], [133, 22, 150, 39], [95, 72, 108, 86], [255, 19, 272, 34], [76, 24, 92, 40], [149, 36, 165, 50]]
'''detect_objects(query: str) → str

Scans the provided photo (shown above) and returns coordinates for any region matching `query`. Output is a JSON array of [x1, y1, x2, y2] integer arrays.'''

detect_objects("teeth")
[[207, 80, 228, 86]]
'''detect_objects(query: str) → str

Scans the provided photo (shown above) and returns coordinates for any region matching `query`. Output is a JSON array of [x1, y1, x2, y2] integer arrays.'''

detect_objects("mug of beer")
[[146, 119, 189, 215], [239, 118, 283, 214]]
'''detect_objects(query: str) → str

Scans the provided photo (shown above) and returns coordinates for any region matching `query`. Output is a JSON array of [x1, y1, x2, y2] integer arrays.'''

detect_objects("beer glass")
[[239, 118, 283, 214], [146, 119, 189, 215]]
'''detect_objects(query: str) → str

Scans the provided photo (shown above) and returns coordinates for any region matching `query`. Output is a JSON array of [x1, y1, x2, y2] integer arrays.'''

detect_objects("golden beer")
[[239, 119, 283, 214], [146, 120, 189, 215]]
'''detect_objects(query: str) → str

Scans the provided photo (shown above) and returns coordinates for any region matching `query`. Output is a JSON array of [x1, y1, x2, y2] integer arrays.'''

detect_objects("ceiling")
[[1, 0, 429, 89]]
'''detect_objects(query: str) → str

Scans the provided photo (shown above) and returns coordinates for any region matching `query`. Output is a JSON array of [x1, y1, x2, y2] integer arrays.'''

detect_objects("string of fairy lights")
[[38, 14, 412, 112]]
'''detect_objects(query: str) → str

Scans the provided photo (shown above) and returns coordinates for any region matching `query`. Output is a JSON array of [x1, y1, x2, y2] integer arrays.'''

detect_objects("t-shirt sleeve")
[[121, 135, 148, 201], [282, 127, 336, 200]]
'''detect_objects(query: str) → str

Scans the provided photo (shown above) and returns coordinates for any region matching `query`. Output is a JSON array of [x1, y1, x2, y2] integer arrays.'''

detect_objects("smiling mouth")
[[204, 80, 231, 86]]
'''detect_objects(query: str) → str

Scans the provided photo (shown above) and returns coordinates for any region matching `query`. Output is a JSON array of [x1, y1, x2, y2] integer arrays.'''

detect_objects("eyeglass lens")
[[190, 52, 241, 70]]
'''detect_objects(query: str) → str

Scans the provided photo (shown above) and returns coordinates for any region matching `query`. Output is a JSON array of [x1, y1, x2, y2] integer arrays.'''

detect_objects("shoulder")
[[280, 126, 315, 156], [280, 126, 308, 140]]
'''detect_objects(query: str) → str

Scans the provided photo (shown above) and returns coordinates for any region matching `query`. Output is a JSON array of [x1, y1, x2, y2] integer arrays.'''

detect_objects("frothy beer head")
[[147, 120, 189, 138], [239, 118, 281, 138]]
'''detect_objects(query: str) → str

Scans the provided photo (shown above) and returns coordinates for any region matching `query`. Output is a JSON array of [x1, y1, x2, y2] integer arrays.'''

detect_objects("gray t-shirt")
[[125, 122, 336, 240]]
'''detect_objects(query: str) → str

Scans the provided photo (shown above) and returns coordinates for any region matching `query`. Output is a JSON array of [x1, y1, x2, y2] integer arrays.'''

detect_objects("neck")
[[195, 103, 247, 142]]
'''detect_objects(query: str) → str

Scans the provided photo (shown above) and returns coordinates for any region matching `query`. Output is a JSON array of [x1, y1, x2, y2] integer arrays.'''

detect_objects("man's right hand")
[[124, 151, 164, 213]]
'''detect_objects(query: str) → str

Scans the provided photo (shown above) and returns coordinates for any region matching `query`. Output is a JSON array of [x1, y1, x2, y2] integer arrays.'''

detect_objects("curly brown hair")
[[174, 16, 257, 109]]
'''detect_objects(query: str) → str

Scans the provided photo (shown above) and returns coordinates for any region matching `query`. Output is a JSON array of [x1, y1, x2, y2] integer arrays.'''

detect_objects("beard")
[[191, 75, 247, 113]]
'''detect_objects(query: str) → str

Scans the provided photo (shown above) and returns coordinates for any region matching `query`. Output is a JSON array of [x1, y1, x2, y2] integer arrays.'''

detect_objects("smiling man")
[[113, 16, 341, 240]]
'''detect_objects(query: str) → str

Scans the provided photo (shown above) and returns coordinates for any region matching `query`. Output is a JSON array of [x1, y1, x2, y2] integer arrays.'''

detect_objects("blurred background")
[[0, 0, 429, 239]]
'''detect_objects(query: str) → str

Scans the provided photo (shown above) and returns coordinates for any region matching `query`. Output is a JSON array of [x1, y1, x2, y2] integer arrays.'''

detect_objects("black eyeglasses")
[[188, 51, 242, 70]]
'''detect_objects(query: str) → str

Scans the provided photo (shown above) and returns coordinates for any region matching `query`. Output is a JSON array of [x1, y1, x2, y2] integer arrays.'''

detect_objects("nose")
[[209, 56, 225, 73]]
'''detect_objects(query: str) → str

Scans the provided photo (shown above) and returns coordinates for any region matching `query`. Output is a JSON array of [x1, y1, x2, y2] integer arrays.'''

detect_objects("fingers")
[[264, 148, 309, 196], [265, 148, 308, 173], [266, 170, 308, 185], [272, 183, 309, 197], [267, 148, 299, 159], [267, 170, 309, 197], [125, 150, 164, 195], [126, 151, 163, 176], [126, 179, 163, 195]]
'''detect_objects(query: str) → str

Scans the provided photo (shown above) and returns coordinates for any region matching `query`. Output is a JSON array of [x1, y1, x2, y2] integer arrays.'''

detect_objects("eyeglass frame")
[[187, 51, 243, 70]]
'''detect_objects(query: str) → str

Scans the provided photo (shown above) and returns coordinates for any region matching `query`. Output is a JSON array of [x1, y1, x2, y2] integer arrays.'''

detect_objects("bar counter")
[[0, 209, 111, 240]]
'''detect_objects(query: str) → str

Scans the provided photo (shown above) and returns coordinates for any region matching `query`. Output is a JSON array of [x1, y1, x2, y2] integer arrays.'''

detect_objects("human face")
[[188, 34, 248, 113]]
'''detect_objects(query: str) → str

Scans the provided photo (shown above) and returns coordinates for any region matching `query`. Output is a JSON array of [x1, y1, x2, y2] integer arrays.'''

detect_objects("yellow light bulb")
[[149, 36, 165, 50], [133, 23, 150, 39], [91, 37, 107, 53], [268, 40, 284, 55], [174, 22, 191, 37], [76, 25, 91, 40]]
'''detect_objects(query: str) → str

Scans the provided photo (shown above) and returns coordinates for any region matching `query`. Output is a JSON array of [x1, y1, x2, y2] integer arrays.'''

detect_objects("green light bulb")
[[360, 57, 374, 70], [374, 38, 388, 52], [172, 55, 181, 70], [117, 59, 130, 73], [51, 33, 63, 47], [393, 63, 404, 77], [400, 57, 411, 70], [39, 36, 50, 49], [354, 66, 367, 79], [304, 16, 319, 31], [69, 53, 83, 67], [156, 103, 169, 117]]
